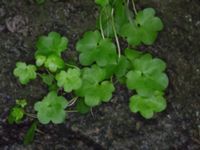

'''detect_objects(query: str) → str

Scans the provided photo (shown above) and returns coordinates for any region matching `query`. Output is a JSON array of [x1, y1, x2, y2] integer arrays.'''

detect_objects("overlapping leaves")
[[75, 65, 115, 107], [125, 49, 168, 118], [126, 53, 168, 94], [35, 32, 68, 72]]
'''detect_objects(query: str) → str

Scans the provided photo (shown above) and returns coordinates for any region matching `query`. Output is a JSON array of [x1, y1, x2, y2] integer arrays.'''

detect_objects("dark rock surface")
[[0, 0, 200, 149]]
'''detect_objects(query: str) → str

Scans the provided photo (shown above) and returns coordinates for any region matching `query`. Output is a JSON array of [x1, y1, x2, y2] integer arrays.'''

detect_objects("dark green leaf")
[[23, 122, 37, 145]]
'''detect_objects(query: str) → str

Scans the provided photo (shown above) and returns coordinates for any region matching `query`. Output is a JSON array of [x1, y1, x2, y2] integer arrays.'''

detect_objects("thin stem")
[[99, 9, 105, 39], [26, 113, 37, 118], [111, 8, 121, 58], [131, 0, 137, 15], [126, 0, 133, 24], [66, 110, 78, 113], [35, 129, 45, 134], [68, 97, 78, 107], [65, 63, 79, 69]]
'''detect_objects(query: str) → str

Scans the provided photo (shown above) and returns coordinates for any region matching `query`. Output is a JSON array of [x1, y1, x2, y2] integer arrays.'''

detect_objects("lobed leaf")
[[120, 8, 164, 46], [34, 91, 68, 124], [13, 62, 37, 85], [56, 68, 82, 93], [129, 92, 166, 119]]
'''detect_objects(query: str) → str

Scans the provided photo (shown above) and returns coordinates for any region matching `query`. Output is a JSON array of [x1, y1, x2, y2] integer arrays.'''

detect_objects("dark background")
[[0, 0, 200, 149]]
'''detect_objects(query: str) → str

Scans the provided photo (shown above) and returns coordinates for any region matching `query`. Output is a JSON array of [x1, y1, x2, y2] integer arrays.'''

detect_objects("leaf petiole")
[[26, 113, 37, 119], [111, 8, 121, 58], [65, 63, 79, 69], [99, 8, 105, 39], [131, 0, 137, 15]]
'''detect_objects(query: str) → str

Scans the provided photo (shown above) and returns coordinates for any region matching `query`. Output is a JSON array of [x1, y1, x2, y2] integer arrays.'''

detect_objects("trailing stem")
[[111, 8, 121, 58], [99, 9, 105, 39], [131, 0, 137, 15]]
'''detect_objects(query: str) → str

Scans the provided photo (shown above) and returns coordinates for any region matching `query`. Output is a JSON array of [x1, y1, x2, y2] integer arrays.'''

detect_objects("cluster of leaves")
[[8, 99, 27, 124], [11, 0, 168, 144]]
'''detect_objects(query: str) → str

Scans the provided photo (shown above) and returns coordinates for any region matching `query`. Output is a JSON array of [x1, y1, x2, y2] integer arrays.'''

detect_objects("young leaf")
[[23, 122, 37, 145], [129, 92, 166, 119], [13, 62, 37, 85], [44, 55, 64, 72], [16, 99, 27, 108], [56, 68, 82, 92], [34, 91, 68, 124], [8, 107, 24, 124], [120, 8, 163, 46]]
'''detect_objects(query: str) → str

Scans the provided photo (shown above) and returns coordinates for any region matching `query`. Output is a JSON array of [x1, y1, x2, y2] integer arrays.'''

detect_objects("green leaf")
[[44, 55, 64, 72], [76, 81, 115, 107], [113, 0, 130, 33], [125, 48, 143, 62], [16, 99, 27, 108], [76, 31, 118, 66], [96, 39, 118, 66], [8, 107, 24, 124], [35, 55, 46, 67], [40, 73, 54, 86], [13, 62, 37, 85], [121, 23, 141, 45], [56, 68, 82, 92], [95, 0, 109, 6], [23, 122, 37, 145], [129, 92, 166, 119], [82, 65, 107, 84], [120, 8, 164, 46], [76, 31, 101, 53], [126, 53, 168, 92], [114, 56, 130, 78], [126, 70, 168, 92], [35, 32, 68, 57], [97, 6, 113, 37], [133, 54, 166, 75], [76, 99, 91, 114], [34, 91, 68, 124]]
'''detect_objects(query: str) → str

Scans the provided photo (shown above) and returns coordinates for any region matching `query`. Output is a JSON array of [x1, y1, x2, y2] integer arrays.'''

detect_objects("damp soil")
[[0, 0, 200, 149]]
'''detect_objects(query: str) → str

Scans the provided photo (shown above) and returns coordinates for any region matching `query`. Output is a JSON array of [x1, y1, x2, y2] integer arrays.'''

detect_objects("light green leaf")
[[44, 55, 64, 72], [13, 62, 37, 85], [76, 31, 118, 66], [129, 92, 166, 119], [16, 99, 27, 108], [35, 32, 68, 57], [56, 68, 82, 92], [120, 8, 164, 46], [82, 65, 107, 84], [8, 107, 24, 124], [34, 91, 68, 124]]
